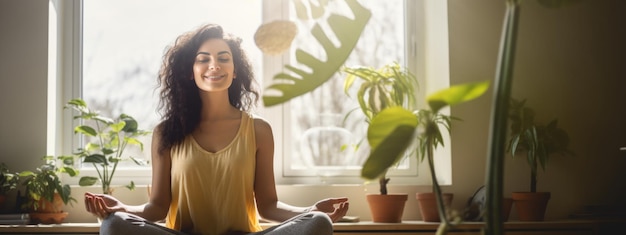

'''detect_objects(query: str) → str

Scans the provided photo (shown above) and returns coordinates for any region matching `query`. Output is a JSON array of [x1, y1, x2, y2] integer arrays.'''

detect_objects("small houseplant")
[[19, 156, 78, 224], [507, 98, 573, 221], [342, 61, 418, 222], [65, 98, 150, 195], [363, 80, 489, 230], [0, 163, 20, 207]]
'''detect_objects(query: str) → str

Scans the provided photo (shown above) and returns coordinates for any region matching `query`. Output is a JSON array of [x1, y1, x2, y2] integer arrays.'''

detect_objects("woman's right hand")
[[84, 192, 126, 219]]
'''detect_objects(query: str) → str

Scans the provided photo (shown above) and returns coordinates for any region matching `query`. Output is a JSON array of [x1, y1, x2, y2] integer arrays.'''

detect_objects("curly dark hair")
[[156, 23, 259, 154]]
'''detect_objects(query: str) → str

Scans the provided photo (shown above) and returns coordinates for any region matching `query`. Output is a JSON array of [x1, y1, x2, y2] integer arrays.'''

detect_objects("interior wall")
[[448, 0, 626, 220], [1, 0, 624, 222], [0, 0, 48, 173]]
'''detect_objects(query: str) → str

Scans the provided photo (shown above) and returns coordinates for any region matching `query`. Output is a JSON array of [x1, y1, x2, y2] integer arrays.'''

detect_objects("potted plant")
[[342, 61, 418, 223], [362, 80, 489, 228], [507, 98, 573, 221], [0, 163, 19, 208], [65, 98, 150, 195], [19, 156, 78, 224]]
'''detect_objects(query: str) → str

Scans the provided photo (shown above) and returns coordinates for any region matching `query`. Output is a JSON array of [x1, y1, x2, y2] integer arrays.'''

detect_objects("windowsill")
[[0, 220, 606, 234]]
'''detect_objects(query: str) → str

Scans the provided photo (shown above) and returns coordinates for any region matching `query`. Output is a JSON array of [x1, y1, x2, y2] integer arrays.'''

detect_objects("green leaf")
[[367, 107, 418, 149], [83, 154, 107, 164], [61, 166, 79, 177], [110, 121, 125, 133], [79, 176, 98, 186], [57, 155, 75, 165], [427, 80, 490, 113], [75, 125, 97, 137], [125, 181, 135, 191], [126, 137, 143, 150], [94, 115, 114, 125], [85, 142, 100, 152], [18, 171, 35, 177], [67, 98, 86, 107], [120, 114, 138, 133], [262, 0, 372, 106], [361, 124, 416, 180], [60, 184, 72, 204], [102, 148, 115, 155], [65, 98, 90, 114]]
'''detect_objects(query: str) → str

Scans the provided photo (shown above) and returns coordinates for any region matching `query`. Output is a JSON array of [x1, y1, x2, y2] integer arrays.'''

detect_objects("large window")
[[50, 0, 451, 186]]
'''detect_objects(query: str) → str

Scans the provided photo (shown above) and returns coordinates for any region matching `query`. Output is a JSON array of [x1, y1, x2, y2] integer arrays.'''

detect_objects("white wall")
[[0, 0, 48, 173], [1, 0, 625, 223]]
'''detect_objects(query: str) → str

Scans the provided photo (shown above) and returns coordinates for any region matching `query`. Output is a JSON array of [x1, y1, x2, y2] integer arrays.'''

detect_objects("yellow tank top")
[[165, 112, 262, 235]]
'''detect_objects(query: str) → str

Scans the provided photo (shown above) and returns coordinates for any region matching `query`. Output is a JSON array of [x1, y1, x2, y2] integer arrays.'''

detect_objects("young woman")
[[84, 23, 349, 235]]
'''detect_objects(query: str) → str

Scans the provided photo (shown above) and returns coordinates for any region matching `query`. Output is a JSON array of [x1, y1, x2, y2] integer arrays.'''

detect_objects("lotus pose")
[[84, 23, 349, 235]]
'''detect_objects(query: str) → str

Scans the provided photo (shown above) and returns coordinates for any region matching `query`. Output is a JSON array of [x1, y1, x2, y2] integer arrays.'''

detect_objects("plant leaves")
[[125, 181, 135, 191], [83, 154, 107, 165], [362, 124, 416, 180], [262, 0, 372, 106], [65, 98, 89, 114], [18, 171, 35, 177], [74, 125, 97, 137], [79, 176, 98, 186], [110, 121, 125, 133], [61, 166, 79, 177], [361, 107, 418, 180], [93, 115, 114, 125], [367, 107, 418, 149], [427, 80, 490, 113]]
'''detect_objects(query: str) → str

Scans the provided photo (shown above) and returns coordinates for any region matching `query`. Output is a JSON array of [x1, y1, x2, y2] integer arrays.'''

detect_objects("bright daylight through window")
[[52, 0, 450, 186]]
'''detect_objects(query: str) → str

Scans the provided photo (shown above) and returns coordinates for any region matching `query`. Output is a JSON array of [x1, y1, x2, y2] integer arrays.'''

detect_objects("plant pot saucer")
[[29, 212, 69, 224]]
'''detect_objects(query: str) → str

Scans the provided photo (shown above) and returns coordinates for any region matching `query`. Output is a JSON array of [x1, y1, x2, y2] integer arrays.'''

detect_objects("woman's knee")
[[100, 212, 133, 234], [305, 212, 333, 233]]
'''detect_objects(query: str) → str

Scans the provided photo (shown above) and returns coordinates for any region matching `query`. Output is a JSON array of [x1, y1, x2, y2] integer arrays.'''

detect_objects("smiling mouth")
[[205, 74, 226, 81]]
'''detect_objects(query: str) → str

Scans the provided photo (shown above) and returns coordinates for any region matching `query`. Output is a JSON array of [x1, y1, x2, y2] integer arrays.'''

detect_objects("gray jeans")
[[100, 212, 333, 235]]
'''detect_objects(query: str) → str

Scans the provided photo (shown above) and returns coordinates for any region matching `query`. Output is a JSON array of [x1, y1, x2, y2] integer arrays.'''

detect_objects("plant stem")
[[426, 129, 454, 233], [484, 1, 519, 235], [94, 120, 110, 194], [378, 177, 388, 195]]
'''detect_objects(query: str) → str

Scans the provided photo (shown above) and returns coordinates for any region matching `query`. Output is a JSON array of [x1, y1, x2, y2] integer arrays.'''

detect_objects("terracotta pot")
[[511, 192, 550, 221], [416, 192, 453, 222], [29, 212, 68, 224], [32, 193, 64, 213], [366, 193, 408, 223]]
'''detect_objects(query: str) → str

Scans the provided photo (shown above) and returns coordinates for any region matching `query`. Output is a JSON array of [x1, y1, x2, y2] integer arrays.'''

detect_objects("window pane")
[[82, 0, 262, 167], [284, 0, 411, 178]]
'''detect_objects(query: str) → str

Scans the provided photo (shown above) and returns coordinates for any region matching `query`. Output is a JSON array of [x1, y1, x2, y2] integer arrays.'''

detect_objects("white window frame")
[[49, 0, 451, 187], [261, 0, 452, 186]]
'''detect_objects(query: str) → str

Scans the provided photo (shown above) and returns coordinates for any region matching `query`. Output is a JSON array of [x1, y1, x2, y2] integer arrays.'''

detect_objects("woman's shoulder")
[[248, 112, 272, 134]]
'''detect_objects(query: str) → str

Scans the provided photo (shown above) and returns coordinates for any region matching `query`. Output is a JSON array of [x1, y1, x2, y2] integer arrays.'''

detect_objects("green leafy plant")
[[342, 61, 418, 195], [65, 98, 150, 195], [507, 98, 573, 192], [362, 80, 489, 233], [0, 163, 19, 196], [19, 156, 78, 212]]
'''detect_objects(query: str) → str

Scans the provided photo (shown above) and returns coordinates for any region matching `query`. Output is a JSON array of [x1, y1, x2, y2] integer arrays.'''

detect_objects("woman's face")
[[192, 38, 235, 93]]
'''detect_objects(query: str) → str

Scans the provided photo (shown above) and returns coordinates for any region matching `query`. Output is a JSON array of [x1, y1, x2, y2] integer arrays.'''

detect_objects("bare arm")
[[252, 118, 349, 222], [84, 124, 171, 222]]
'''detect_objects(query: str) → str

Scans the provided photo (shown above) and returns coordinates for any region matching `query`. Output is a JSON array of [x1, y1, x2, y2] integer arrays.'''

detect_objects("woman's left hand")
[[310, 197, 349, 222]]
